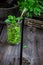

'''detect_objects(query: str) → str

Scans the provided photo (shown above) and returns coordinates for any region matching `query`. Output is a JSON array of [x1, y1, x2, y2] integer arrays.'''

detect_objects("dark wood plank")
[[24, 18, 43, 28], [0, 25, 43, 65]]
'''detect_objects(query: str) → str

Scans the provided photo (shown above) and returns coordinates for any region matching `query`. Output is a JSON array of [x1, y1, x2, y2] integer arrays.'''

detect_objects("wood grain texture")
[[0, 25, 43, 65], [24, 18, 43, 28]]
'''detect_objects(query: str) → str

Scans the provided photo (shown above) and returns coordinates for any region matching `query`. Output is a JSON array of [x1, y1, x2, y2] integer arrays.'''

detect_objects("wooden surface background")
[[0, 25, 43, 65], [0, 1, 43, 65]]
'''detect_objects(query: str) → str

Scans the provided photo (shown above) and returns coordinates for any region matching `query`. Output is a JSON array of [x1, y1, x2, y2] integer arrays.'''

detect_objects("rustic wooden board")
[[0, 25, 43, 65], [24, 18, 43, 28], [35, 29, 43, 65], [23, 26, 43, 65]]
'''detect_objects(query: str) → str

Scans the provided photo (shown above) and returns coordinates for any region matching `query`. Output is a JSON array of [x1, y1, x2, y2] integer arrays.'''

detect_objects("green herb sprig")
[[18, 0, 43, 17], [5, 15, 23, 45]]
